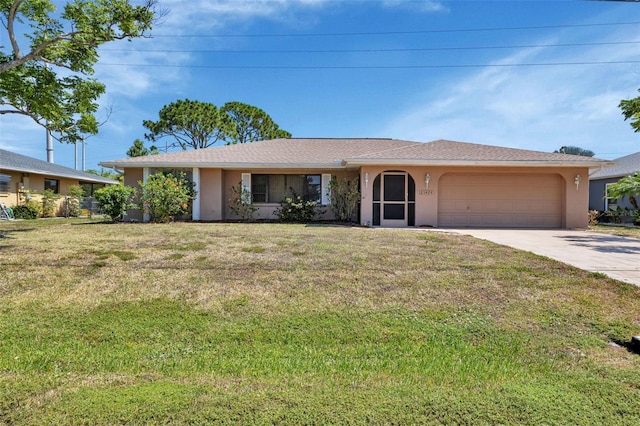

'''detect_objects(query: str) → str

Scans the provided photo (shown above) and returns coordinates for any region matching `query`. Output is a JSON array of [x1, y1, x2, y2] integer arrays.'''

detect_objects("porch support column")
[[360, 168, 373, 226], [142, 167, 150, 223], [192, 167, 201, 221]]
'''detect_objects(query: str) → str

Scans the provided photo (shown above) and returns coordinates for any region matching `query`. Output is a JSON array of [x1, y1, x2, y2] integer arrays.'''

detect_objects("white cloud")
[[0, 115, 45, 154], [89, 0, 334, 101], [94, 46, 192, 99], [95, 0, 449, 100], [156, 0, 446, 34], [380, 27, 640, 158], [382, 0, 448, 13], [156, 0, 330, 32]]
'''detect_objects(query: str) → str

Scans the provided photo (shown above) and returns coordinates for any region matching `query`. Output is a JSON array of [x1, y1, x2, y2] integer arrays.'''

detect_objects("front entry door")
[[381, 173, 407, 227]]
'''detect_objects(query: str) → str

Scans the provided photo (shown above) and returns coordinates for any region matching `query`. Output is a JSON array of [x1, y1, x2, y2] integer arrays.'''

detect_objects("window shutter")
[[192, 168, 200, 221], [142, 168, 150, 222], [321, 174, 331, 205], [241, 173, 251, 203]]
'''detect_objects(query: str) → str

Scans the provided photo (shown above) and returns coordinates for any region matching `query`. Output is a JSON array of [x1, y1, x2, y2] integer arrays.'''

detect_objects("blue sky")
[[1, 0, 640, 171]]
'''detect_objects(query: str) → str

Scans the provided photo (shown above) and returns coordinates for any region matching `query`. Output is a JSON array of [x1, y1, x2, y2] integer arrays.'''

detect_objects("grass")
[[1, 219, 639, 424]]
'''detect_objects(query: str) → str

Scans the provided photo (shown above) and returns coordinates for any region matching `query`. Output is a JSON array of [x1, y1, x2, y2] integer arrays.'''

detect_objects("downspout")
[[589, 165, 604, 178]]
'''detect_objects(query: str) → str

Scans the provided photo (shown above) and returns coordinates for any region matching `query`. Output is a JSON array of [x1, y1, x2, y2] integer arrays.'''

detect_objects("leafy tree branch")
[[607, 172, 640, 211], [143, 99, 291, 150], [0, 0, 160, 143], [222, 101, 292, 144], [1, 0, 158, 73], [143, 99, 236, 150], [620, 88, 640, 133]]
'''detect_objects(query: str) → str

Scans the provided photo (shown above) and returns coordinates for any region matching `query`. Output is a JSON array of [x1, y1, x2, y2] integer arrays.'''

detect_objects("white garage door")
[[438, 173, 563, 228]]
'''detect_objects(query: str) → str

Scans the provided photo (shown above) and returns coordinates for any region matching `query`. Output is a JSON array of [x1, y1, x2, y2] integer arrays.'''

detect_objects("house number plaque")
[[419, 189, 433, 195]]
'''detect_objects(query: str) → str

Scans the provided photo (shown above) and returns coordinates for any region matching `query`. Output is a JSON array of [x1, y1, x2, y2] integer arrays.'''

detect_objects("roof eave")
[[590, 173, 638, 180], [99, 159, 615, 170], [1, 165, 117, 184], [99, 161, 349, 170]]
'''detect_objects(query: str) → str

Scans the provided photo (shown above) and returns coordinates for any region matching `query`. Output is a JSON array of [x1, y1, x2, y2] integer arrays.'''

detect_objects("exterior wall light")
[[425, 173, 431, 189], [364, 172, 369, 188], [574, 174, 581, 190]]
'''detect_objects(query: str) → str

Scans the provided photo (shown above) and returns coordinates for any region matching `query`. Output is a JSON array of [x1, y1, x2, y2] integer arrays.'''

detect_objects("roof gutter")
[[589, 165, 605, 178], [98, 161, 350, 170], [99, 158, 616, 170], [1, 165, 117, 184]]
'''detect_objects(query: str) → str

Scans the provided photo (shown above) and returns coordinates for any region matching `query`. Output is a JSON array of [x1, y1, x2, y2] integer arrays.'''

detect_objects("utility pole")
[[82, 136, 86, 171], [46, 127, 54, 163], [45, 63, 54, 163]]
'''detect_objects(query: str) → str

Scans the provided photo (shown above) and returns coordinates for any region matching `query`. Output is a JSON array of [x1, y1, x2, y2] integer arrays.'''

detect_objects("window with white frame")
[[605, 182, 618, 210], [251, 174, 321, 203]]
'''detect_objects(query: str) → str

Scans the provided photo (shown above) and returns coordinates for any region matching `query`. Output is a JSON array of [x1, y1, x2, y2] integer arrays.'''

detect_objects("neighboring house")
[[0, 149, 117, 213], [99, 138, 612, 228], [589, 151, 640, 211]]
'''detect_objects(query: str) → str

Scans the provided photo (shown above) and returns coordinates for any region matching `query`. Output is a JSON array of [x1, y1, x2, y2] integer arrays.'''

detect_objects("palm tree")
[[607, 172, 640, 210]]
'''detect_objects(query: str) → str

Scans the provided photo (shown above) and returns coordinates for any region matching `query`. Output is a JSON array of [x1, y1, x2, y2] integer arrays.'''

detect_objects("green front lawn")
[[1, 220, 639, 424]]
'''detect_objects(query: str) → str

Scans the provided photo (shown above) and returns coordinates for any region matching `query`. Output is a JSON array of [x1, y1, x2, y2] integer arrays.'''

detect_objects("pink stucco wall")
[[358, 166, 589, 229], [120, 165, 589, 228]]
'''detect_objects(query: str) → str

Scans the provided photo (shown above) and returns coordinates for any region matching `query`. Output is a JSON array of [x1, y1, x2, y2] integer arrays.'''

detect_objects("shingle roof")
[[589, 151, 640, 180], [100, 138, 416, 169], [1, 149, 118, 184], [344, 139, 610, 165], [99, 138, 612, 169]]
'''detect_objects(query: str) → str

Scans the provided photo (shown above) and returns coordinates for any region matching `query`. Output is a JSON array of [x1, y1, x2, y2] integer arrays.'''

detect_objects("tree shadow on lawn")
[[0, 227, 35, 238], [0, 227, 35, 250], [70, 220, 135, 226], [611, 338, 640, 356], [304, 221, 365, 228]]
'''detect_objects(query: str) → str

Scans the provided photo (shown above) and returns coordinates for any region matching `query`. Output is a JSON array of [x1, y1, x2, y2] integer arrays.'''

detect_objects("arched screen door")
[[372, 172, 415, 227]]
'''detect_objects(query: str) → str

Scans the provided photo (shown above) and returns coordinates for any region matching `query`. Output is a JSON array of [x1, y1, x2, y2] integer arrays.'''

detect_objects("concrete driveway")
[[441, 229, 640, 286]]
